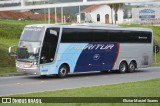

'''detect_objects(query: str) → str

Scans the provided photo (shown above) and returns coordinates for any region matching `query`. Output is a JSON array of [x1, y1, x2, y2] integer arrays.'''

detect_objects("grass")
[[0, 38, 18, 47], [153, 53, 160, 66], [0, 38, 18, 69], [0, 67, 17, 75], [2, 79, 160, 106]]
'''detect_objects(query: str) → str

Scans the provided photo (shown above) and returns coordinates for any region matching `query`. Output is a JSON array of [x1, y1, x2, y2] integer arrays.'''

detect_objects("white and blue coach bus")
[[9, 24, 153, 78]]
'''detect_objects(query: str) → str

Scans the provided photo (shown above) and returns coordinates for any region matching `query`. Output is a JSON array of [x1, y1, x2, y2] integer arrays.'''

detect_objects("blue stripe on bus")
[[74, 43, 120, 72], [57, 43, 88, 73]]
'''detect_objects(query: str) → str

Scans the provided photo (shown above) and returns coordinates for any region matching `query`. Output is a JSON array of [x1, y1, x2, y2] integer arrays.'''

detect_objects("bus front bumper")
[[16, 63, 41, 75]]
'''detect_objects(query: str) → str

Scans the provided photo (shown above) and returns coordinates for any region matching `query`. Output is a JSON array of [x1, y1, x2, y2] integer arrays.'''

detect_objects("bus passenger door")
[[40, 28, 60, 64]]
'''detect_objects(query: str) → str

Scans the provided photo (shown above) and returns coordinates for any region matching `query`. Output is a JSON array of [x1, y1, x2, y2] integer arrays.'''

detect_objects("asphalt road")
[[0, 67, 160, 96]]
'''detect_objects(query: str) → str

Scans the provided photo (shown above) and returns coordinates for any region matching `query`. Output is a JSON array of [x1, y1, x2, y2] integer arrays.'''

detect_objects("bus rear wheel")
[[119, 61, 127, 73], [128, 61, 136, 73], [58, 65, 69, 78]]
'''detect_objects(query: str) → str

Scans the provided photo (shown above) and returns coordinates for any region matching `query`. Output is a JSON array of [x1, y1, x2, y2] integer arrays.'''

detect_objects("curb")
[[0, 73, 27, 77]]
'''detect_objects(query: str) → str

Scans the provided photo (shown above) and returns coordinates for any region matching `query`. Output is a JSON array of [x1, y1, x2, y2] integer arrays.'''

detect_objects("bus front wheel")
[[58, 65, 69, 78], [119, 61, 128, 73]]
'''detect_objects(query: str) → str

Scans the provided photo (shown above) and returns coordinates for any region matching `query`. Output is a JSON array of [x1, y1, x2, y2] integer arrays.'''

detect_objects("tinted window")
[[61, 28, 93, 43], [121, 31, 152, 43], [61, 28, 152, 43], [93, 29, 108, 42]]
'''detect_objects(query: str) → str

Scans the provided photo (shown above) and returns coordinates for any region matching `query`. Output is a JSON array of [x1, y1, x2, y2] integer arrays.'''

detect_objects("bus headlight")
[[33, 62, 38, 65]]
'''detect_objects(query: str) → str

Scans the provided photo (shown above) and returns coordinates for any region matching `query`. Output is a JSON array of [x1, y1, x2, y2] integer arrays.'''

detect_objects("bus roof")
[[25, 24, 152, 32]]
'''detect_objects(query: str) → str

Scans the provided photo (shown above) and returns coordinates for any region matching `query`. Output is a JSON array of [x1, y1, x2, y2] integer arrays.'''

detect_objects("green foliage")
[[0, 67, 16, 75], [0, 44, 15, 67], [0, 37, 18, 68]]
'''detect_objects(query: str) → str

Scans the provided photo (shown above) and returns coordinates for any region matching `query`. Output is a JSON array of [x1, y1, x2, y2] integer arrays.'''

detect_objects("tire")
[[58, 65, 69, 78], [128, 61, 136, 73], [119, 61, 127, 73]]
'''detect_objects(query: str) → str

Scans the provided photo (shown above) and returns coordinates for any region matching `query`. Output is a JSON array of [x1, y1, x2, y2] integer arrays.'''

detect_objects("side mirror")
[[33, 47, 41, 57], [8, 45, 18, 56], [153, 45, 159, 53]]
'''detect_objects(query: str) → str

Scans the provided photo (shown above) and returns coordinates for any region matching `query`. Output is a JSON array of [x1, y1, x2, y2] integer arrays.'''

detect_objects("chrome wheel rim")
[[120, 64, 126, 72], [129, 63, 135, 72], [60, 68, 67, 76]]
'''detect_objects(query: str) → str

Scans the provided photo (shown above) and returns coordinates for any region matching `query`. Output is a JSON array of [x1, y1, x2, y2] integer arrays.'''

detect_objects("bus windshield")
[[17, 26, 44, 62], [17, 41, 41, 62], [20, 26, 44, 42]]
